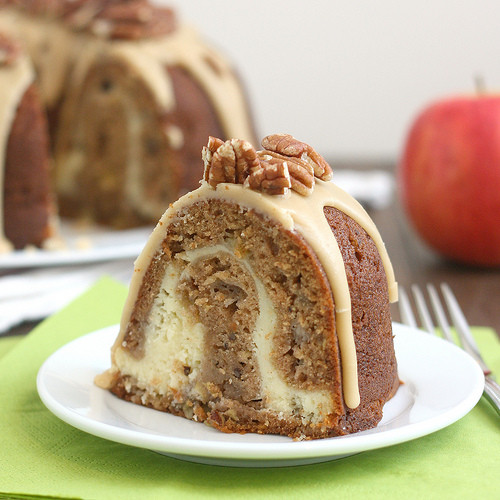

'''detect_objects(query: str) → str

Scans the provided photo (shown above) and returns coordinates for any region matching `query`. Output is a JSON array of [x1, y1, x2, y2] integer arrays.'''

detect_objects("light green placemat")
[[0, 277, 499, 500], [0, 334, 22, 360]]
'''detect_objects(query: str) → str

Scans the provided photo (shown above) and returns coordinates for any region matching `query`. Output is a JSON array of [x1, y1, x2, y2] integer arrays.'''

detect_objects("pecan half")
[[202, 135, 225, 170], [261, 151, 314, 196], [204, 140, 236, 187], [246, 155, 291, 195], [262, 133, 333, 181], [203, 138, 258, 188], [232, 139, 260, 183]]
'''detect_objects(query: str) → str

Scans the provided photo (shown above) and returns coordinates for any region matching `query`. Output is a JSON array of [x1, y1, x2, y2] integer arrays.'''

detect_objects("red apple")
[[398, 94, 500, 267]]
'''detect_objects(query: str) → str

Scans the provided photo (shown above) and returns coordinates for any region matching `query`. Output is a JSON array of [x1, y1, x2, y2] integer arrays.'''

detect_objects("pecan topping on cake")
[[14, 0, 177, 39], [66, 0, 177, 39], [202, 134, 332, 196]]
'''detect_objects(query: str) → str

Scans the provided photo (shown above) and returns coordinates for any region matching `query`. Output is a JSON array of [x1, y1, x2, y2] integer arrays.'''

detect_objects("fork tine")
[[411, 284, 435, 335], [426, 284, 454, 342], [398, 287, 418, 329], [440, 283, 490, 374]]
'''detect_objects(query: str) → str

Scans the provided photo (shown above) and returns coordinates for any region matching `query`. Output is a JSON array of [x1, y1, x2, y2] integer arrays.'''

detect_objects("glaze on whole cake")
[[96, 134, 399, 439], [0, 0, 255, 250]]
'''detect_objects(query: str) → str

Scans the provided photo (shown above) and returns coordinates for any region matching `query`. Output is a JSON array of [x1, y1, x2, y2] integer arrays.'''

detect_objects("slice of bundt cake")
[[96, 134, 399, 439]]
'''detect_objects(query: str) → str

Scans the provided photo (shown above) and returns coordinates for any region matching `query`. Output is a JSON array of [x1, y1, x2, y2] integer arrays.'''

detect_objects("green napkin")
[[0, 335, 22, 360], [0, 277, 499, 500]]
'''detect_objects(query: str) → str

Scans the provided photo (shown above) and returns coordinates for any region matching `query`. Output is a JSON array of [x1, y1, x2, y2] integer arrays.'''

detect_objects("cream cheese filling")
[[114, 264, 205, 397], [115, 243, 332, 420], [249, 263, 332, 421]]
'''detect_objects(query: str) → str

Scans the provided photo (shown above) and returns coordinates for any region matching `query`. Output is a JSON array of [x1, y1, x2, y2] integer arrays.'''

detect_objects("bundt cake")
[[0, 32, 55, 251], [96, 134, 399, 440], [0, 0, 255, 250]]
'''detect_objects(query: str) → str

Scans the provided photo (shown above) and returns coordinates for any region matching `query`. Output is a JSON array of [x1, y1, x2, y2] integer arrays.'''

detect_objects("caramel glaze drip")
[[112, 134, 398, 410]]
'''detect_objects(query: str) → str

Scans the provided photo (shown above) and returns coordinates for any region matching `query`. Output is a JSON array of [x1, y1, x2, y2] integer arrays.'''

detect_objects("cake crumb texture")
[[109, 198, 398, 439]]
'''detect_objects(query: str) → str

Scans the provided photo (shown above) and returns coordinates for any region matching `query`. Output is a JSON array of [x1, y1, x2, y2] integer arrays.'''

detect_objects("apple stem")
[[474, 74, 486, 95]]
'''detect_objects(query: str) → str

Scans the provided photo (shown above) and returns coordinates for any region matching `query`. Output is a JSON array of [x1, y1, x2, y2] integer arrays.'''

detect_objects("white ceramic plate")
[[0, 222, 152, 269], [37, 323, 484, 467]]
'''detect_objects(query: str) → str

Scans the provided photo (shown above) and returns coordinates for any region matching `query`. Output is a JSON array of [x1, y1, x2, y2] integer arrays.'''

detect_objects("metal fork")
[[399, 283, 500, 416]]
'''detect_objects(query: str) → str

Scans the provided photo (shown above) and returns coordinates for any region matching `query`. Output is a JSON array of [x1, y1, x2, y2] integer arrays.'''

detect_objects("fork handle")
[[483, 377, 500, 416]]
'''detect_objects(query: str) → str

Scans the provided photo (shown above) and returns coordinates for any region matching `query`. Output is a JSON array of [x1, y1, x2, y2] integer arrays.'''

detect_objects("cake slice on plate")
[[96, 134, 399, 439]]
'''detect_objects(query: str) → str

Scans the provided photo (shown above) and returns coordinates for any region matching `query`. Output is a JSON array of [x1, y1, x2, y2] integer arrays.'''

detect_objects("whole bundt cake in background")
[[0, 0, 255, 250], [96, 133, 399, 440], [0, 32, 55, 251]]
